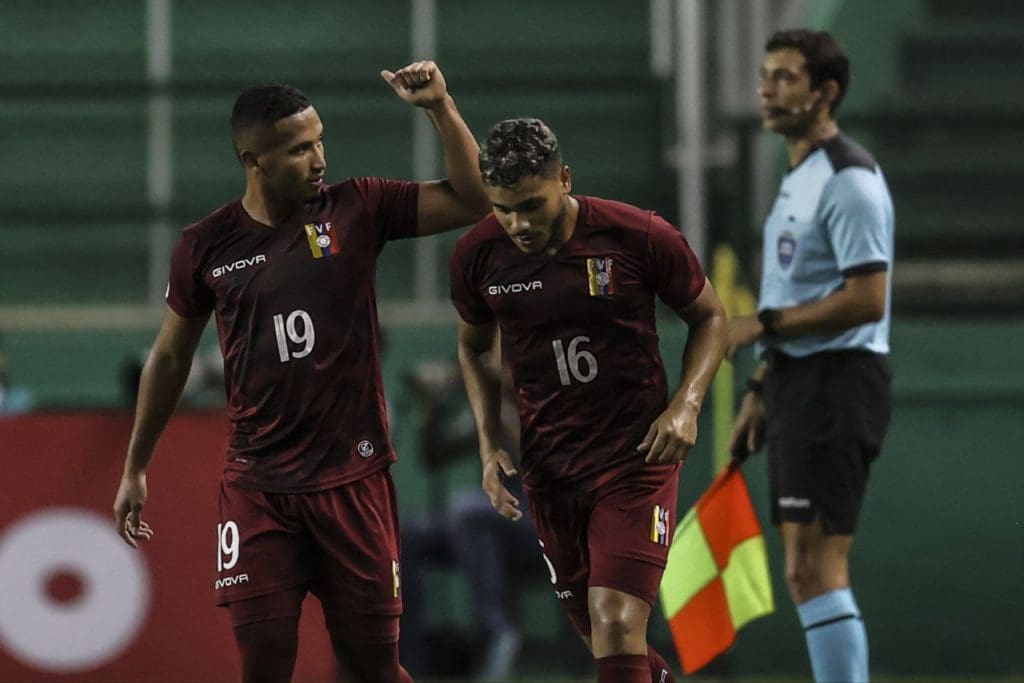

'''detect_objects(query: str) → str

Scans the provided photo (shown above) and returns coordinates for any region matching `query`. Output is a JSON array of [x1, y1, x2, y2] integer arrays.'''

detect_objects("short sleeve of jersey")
[[351, 177, 419, 245], [166, 230, 214, 318], [449, 237, 495, 324], [821, 169, 892, 273], [646, 213, 706, 310]]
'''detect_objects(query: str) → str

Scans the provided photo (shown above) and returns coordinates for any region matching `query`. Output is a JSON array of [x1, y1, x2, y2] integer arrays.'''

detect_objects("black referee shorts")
[[763, 348, 891, 535]]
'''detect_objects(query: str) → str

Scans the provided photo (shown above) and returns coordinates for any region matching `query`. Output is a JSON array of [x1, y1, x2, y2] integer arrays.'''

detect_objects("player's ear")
[[239, 149, 261, 174], [819, 80, 839, 112], [560, 165, 572, 193]]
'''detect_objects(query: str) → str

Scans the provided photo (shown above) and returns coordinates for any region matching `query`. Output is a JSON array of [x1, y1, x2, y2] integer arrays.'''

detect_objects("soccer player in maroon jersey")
[[451, 118, 728, 683], [111, 61, 489, 683]]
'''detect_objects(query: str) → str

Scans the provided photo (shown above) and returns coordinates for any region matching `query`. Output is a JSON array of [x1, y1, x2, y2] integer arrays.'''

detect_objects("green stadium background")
[[1, 0, 1021, 681]]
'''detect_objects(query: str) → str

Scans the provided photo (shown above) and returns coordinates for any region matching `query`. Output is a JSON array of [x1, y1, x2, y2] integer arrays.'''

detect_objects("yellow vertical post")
[[710, 246, 756, 475]]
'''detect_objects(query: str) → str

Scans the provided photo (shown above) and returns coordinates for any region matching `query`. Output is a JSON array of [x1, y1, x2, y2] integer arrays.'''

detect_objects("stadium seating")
[[0, 1, 145, 88], [437, 0, 650, 81], [0, 0, 663, 307], [869, 0, 1024, 307]]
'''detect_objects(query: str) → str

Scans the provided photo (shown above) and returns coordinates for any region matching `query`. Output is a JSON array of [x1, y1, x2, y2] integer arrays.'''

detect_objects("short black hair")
[[766, 29, 850, 115], [230, 83, 312, 155], [479, 118, 562, 188]]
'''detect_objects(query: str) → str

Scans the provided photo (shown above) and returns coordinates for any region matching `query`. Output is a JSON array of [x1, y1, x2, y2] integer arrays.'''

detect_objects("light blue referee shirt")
[[758, 133, 894, 357]]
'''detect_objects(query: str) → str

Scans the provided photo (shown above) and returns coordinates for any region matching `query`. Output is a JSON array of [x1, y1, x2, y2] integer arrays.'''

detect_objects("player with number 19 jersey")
[[166, 177, 417, 493], [450, 196, 706, 494]]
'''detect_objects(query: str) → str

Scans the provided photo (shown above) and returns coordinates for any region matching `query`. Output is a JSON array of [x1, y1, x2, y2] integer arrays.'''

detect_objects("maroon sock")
[[647, 646, 676, 683], [397, 665, 414, 683], [597, 654, 649, 683]]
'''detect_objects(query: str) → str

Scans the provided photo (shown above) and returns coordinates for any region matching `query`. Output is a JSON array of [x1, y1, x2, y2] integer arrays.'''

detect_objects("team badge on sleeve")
[[651, 505, 670, 546], [305, 221, 341, 259], [586, 257, 615, 297]]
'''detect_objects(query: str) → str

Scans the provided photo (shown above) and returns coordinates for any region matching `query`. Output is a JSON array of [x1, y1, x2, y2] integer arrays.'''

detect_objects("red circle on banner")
[[44, 569, 85, 606]]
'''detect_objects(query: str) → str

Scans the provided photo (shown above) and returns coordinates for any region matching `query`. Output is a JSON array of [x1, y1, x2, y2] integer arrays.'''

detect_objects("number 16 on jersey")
[[552, 335, 598, 386]]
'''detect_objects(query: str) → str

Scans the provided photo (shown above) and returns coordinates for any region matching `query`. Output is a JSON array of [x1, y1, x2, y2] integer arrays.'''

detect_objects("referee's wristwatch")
[[758, 308, 782, 337]]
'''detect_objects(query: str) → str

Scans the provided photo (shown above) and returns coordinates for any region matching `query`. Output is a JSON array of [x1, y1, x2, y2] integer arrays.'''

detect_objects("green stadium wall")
[[807, 0, 927, 113]]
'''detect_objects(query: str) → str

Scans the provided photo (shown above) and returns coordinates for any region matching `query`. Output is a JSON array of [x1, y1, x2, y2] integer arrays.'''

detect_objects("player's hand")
[[481, 450, 523, 521], [728, 391, 766, 457], [113, 470, 154, 549], [380, 61, 449, 109], [725, 315, 764, 361], [637, 406, 698, 465]]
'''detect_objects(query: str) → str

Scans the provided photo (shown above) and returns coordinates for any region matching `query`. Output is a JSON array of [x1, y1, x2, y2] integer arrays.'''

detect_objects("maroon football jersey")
[[166, 178, 418, 493], [450, 196, 705, 493]]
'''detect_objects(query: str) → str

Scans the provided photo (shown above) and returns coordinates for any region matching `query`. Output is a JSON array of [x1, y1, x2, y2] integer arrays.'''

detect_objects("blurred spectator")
[[400, 355, 543, 681], [0, 333, 36, 415], [121, 344, 225, 408]]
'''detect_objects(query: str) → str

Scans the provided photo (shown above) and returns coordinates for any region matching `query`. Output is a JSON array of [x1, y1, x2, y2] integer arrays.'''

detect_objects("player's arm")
[[639, 278, 728, 464], [456, 316, 522, 521], [113, 306, 210, 547], [380, 61, 490, 236]]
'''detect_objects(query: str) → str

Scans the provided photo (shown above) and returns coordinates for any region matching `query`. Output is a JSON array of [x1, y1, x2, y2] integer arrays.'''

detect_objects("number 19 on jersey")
[[273, 309, 315, 363]]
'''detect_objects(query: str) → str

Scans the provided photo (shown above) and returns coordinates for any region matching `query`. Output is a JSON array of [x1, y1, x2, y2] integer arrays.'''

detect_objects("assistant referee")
[[726, 29, 894, 683]]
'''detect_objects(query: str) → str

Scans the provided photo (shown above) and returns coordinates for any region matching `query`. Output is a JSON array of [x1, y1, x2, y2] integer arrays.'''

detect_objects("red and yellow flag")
[[659, 464, 773, 674]]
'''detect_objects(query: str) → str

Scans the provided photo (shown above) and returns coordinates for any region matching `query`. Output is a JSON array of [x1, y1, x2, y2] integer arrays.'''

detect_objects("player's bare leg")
[[588, 587, 650, 656], [561, 588, 675, 682], [587, 587, 658, 682]]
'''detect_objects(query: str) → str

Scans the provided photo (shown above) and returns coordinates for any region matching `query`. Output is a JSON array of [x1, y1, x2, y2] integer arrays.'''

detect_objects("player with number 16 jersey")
[[453, 119, 727, 683], [451, 191, 703, 494]]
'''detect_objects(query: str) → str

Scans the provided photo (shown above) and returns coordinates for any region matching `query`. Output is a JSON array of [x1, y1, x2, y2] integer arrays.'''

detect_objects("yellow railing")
[[710, 245, 756, 474]]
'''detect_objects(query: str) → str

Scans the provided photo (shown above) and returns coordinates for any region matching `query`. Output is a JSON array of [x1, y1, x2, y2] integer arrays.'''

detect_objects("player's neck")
[[241, 186, 295, 228], [784, 118, 839, 169], [544, 195, 579, 255]]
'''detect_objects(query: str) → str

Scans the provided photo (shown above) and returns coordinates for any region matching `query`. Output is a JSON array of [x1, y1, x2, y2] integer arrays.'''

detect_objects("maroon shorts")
[[527, 463, 679, 634], [213, 467, 402, 622]]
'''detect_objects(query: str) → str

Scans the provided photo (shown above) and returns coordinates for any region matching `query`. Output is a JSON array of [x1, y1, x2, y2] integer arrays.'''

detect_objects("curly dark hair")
[[479, 118, 562, 187], [766, 29, 849, 115]]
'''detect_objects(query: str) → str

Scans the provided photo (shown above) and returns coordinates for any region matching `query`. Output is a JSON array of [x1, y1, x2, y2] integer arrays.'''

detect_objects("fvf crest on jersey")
[[305, 221, 340, 259]]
